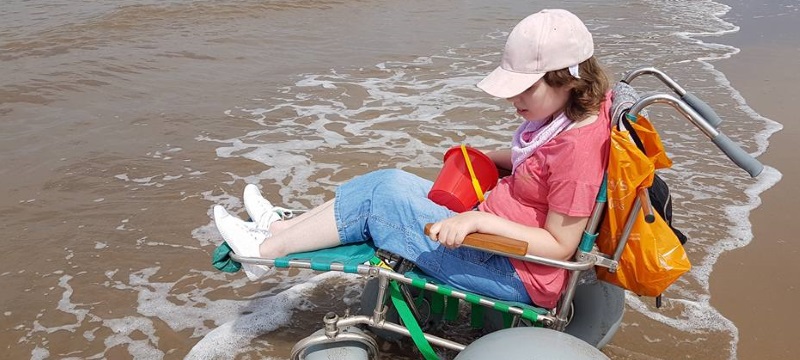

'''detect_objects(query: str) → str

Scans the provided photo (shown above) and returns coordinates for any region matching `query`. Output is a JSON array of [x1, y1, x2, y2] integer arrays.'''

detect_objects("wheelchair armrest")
[[423, 223, 529, 256]]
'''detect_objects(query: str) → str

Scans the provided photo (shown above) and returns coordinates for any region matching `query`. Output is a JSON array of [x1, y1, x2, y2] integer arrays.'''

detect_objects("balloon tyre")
[[563, 280, 625, 348], [454, 327, 609, 359]]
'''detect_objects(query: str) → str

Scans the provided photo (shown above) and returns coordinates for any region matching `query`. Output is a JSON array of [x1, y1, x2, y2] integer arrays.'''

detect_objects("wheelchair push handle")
[[623, 67, 723, 129], [681, 92, 723, 129], [628, 93, 764, 178], [713, 132, 764, 177], [424, 223, 529, 256]]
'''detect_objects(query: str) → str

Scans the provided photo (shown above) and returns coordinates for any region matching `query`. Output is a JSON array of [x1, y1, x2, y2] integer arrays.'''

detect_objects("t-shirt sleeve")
[[547, 179, 601, 216], [545, 139, 606, 217]]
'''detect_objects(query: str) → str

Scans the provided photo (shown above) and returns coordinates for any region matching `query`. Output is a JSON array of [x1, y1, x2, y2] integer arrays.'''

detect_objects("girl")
[[214, 9, 610, 308]]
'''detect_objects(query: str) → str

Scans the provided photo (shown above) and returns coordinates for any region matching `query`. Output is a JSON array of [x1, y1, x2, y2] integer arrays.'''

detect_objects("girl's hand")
[[426, 212, 485, 249]]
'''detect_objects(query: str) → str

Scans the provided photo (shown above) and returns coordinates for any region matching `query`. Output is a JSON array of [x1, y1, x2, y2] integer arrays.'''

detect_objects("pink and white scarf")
[[511, 111, 572, 172]]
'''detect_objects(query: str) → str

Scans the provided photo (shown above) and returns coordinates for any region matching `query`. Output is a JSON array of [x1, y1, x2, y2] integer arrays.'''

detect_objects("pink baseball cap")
[[477, 9, 594, 99]]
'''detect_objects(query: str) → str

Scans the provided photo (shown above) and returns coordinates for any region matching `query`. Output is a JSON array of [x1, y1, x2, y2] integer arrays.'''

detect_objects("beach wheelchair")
[[211, 67, 763, 359]]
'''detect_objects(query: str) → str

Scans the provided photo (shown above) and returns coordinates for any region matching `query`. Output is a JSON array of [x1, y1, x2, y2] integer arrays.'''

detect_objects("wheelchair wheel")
[[564, 280, 625, 348], [480, 279, 623, 349], [293, 326, 377, 360], [454, 327, 609, 359]]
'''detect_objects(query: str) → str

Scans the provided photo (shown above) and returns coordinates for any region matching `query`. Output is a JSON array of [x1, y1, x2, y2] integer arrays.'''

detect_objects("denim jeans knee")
[[333, 169, 531, 303], [334, 169, 434, 244]]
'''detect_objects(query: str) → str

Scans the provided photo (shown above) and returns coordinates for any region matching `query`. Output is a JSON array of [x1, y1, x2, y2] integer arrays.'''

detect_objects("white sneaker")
[[243, 184, 281, 230], [213, 205, 271, 281]]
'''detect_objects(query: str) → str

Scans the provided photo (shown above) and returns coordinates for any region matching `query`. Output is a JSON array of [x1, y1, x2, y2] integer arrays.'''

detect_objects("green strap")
[[390, 281, 439, 360], [430, 293, 445, 316], [445, 296, 459, 322], [415, 291, 425, 308], [470, 303, 485, 329], [502, 312, 513, 328], [212, 243, 242, 273], [579, 231, 599, 253]]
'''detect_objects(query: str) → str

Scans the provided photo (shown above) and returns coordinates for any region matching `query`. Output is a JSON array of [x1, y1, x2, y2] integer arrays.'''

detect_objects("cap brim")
[[477, 66, 545, 99]]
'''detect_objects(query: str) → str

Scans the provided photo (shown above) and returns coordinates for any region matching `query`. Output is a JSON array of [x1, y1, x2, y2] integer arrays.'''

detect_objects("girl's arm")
[[427, 210, 586, 261], [485, 149, 513, 176]]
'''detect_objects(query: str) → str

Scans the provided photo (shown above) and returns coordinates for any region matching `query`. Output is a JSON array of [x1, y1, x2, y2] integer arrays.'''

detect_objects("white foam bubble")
[[23, 274, 92, 354], [30, 347, 49, 360], [102, 316, 163, 359], [186, 271, 360, 359]]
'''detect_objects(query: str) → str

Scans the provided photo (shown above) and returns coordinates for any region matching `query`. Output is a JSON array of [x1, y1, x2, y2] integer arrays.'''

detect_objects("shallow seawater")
[[0, 0, 780, 358]]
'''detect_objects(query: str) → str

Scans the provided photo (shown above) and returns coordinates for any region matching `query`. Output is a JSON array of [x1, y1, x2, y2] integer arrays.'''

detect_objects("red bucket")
[[428, 145, 499, 212]]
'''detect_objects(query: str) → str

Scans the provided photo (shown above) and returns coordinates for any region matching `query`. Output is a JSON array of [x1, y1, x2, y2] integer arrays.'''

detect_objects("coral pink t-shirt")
[[478, 93, 611, 308]]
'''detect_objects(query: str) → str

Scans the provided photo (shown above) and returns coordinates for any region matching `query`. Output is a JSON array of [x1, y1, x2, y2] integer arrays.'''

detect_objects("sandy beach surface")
[[712, 0, 799, 359]]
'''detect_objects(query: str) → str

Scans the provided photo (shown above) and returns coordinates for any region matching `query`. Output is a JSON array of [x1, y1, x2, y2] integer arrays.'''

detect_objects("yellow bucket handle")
[[460, 144, 485, 203]]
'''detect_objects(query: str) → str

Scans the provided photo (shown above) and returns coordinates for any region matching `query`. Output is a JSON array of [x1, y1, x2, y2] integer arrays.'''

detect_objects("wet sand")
[[711, 0, 799, 359]]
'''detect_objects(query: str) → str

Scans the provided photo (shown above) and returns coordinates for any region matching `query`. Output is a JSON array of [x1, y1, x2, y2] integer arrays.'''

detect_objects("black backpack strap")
[[620, 112, 689, 245], [619, 113, 647, 155]]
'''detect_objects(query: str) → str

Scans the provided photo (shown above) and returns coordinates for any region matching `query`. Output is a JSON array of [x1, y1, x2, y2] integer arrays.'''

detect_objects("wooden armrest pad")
[[424, 223, 529, 257]]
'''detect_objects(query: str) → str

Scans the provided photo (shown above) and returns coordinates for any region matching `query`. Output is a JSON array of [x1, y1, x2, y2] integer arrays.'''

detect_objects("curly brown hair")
[[543, 56, 610, 121]]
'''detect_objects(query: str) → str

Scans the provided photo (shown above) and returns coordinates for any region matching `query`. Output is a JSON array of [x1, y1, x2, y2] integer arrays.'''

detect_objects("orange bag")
[[596, 115, 691, 297]]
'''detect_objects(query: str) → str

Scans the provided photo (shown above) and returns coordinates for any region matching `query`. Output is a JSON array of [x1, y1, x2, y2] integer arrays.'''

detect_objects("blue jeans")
[[334, 169, 531, 304]]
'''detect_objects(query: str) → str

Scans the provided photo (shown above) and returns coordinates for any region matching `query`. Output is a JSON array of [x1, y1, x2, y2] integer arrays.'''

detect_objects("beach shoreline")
[[0, 1, 793, 358], [710, 0, 799, 358]]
